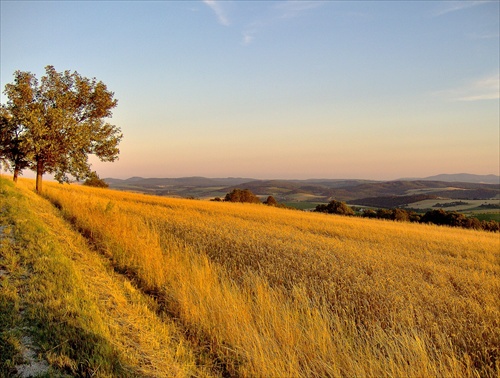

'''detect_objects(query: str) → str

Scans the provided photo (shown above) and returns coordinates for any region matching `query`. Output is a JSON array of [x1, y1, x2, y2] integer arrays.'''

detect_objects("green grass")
[[282, 202, 319, 210], [0, 178, 128, 376], [0, 179, 24, 376], [471, 213, 500, 222]]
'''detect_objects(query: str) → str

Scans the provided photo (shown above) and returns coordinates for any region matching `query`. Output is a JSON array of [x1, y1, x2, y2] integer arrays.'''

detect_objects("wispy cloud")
[[435, 73, 500, 101], [468, 32, 500, 40], [242, 31, 254, 45], [241, 19, 266, 46], [275, 1, 325, 19], [241, 1, 325, 45], [203, 0, 230, 26], [432, 1, 490, 17]]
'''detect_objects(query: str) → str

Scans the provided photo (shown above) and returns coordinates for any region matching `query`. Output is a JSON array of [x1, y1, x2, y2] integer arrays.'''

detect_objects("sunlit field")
[[9, 178, 500, 376]]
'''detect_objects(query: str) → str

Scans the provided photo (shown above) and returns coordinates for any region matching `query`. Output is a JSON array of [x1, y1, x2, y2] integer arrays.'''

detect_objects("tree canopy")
[[315, 200, 355, 216], [83, 171, 109, 188], [1, 66, 122, 192], [0, 104, 30, 181], [264, 195, 278, 206], [224, 189, 261, 204]]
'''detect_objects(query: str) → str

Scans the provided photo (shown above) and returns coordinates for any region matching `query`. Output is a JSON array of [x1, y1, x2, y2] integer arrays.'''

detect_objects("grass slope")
[[2, 177, 499, 377], [46, 179, 500, 376]]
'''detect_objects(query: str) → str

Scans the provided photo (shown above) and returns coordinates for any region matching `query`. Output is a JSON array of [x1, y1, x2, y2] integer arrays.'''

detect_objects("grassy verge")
[[0, 177, 216, 377], [0, 176, 133, 376], [0, 179, 25, 376]]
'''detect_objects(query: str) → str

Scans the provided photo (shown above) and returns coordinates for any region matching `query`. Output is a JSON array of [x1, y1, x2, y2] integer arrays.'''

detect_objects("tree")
[[315, 200, 354, 216], [420, 209, 449, 226], [264, 195, 278, 206], [361, 209, 377, 218], [0, 105, 30, 182], [224, 189, 261, 204], [390, 208, 410, 222], [2, 66, 122, 192], [83, 171, 109, 188]]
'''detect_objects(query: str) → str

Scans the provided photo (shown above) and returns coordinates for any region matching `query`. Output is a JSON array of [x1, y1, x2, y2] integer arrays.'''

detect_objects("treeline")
[[316, 200, 499, 232]]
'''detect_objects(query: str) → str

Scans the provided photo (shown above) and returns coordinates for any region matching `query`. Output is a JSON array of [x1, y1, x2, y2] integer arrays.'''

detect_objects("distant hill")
[[104, 175, 500, 206], [105, 176, 255, 188], [408, 174, 499, 184]]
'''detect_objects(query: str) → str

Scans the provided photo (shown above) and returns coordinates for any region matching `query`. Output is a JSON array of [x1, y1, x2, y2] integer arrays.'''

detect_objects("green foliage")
[[420, 209, 485, 230], [432, 201, 469, 208], [315, 200, 354, 216], [224, 188, 261, 204], [0, 197, 24, 376], [1, 66, 122, 191], [83, 171, 109, 188], [364, 207, 498, 232], [0, 105, 30, 181], [320, 202, 498, 232]]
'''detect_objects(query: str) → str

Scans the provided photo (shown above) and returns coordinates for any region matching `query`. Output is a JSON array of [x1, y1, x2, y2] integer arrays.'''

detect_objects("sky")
[[1, 0, 499, 180]]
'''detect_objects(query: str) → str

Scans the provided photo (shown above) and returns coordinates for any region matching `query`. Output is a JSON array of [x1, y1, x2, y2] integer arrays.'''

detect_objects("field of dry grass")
[[3, 177, 499, 377], [1, 177, 219, 377]]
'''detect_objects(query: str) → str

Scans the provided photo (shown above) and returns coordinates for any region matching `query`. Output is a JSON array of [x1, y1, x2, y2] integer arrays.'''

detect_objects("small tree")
[[264, 195, 278, 206], [224, 189, 261, 204], [390, 208, 410, 222], [315, 200, 354, 216], [420, 209, 448, 225], [83, 171, 109, 188], [2, 66, 122, 192]]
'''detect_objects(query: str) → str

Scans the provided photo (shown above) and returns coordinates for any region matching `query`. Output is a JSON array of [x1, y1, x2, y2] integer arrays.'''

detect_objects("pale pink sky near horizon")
[[1, 1, 499, 181]]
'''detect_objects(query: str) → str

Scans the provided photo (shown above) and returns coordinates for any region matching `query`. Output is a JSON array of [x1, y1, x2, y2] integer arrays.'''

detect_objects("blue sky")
[[1, 0, 499, 180]]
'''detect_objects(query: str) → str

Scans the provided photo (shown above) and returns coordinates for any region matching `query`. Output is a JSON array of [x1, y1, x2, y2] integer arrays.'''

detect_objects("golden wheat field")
[[16, 179, 500, 377]]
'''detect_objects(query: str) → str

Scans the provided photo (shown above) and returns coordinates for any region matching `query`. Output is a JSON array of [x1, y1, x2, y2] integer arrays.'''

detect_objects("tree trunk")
[[36, 159, 43, 193], [13, 166, 19, 183]]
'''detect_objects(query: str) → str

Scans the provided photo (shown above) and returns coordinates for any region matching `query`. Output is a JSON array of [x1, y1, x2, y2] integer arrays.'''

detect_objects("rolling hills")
[[105, 174, 500, 209]]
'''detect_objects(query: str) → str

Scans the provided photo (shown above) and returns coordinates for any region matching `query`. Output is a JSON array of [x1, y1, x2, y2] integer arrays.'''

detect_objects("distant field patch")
[[405, 187, 466, 195], [409, 198, 500, 212], [286, 193, 325, 202], [473, 213, 500, 222], [282, 202, 319, 210]]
